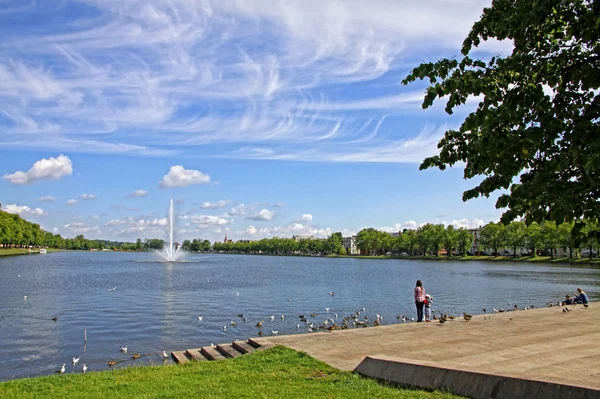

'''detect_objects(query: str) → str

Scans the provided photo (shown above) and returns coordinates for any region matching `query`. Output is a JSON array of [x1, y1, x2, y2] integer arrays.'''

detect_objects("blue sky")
[[0, 0, 511, 242]]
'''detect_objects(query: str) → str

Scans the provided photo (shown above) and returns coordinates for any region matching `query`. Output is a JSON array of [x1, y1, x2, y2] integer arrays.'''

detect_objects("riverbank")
[[328, 254, 600, 266], [0, 248, 63, 256], [0, 347, 460, 399]]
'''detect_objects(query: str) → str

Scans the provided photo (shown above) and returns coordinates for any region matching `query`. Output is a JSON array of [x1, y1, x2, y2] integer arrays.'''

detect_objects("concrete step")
[[185, 348, 207, 361], [217, 343, 242, 358], [201, 346, 227, 361], [248, 338, 276, 350], [232, 340, 256, 355], [171, 350, 190, 364]]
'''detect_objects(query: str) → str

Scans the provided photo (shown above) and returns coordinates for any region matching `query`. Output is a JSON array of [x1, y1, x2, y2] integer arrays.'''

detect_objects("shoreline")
[[3, 248, 598, 267], [212, 251, 600, 266]]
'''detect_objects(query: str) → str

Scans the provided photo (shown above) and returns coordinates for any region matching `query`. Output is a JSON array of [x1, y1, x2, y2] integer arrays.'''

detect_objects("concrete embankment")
[[254, 305, 600, 398]]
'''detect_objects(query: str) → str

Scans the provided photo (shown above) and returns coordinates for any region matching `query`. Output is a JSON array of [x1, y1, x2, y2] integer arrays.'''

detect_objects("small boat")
[[40, 249, 47, 254]]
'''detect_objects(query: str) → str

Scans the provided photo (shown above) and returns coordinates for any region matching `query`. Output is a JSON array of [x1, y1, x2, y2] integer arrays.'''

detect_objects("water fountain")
[[157, 198, 184, 262]]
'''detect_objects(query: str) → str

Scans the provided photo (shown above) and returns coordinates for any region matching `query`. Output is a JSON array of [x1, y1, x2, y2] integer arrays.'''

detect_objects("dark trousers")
[[415, 301, 424, 322]]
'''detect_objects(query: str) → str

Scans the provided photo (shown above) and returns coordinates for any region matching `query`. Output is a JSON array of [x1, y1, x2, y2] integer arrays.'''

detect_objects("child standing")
[[424, 294, 433, 322]]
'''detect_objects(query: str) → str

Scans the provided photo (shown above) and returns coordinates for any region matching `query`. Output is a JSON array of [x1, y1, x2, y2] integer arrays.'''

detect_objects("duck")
[[198, 316, 203, 321], [462, 313, 473, 321], [258, 331, 263, 336], [120, 346, 127, 352], [310, 313, 316, 318], [329, 292, 335, 296], [52, 317, 58, 322], [108, 287, 117, 292], [482, 308, 486, 313], [281, 314, 285, 320], [58, 364, 66, 373], [256, 320, 263, 328], [325, 308, 329, 312], [296, 324, 300, 329], [108, 360, 117, 366], [230, 321, 237, 326], [24, 296, 28, 300], [82, 364, 88, 373], [72, 357, 80, 365], [237, 313, 244, 318], [132, 353, 141, 359], [269, 315, 275, 321], [223, 325, 227, 331]]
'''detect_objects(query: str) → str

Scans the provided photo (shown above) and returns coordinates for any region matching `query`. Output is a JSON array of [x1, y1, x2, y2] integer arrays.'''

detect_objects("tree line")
[[355, 225, 474, 256], [212, 233, 344, 256], [478, 220, 599, 259]]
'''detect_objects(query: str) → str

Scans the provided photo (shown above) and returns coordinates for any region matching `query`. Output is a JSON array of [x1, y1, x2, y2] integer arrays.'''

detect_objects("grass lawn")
[[0, 248, 61, 256], [0, 347, 463, 399]]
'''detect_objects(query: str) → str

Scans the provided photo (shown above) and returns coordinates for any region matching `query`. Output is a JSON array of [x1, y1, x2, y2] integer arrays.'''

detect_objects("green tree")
[[403, 230, 418, 256], [338, 245, 347, 255], [403, 0, 600, 225], [479, 223, 506, 255], [456, 228, 474, 256], [525, 222, 543, 256], [557, 221, 575, 258], [504, 221, 526, 256], [443, 225, 458, 256], [541, 221, 560, 258], [136, 238, 143, 251]]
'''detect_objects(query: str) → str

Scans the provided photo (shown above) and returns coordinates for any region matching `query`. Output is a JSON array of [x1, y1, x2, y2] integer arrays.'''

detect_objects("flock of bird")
[[41, 286, 590, 376]]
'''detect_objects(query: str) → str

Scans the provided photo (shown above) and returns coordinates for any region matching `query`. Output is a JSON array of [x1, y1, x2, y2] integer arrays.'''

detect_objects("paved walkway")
[[253, 305, 600, 390]]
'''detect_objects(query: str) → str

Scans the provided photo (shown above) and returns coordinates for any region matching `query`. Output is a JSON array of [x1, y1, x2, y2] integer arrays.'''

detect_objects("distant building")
[[223, 235, 232, 243], [342, 236, 360, 255], [468, 227, 482, 254]]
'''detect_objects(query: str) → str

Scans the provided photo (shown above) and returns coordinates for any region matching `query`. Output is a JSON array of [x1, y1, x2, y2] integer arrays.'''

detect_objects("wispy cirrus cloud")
[[0, 1, 508, 163]]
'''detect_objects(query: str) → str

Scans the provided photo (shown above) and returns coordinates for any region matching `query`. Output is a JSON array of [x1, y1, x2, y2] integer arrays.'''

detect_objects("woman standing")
[[414, 280, 426, 322]]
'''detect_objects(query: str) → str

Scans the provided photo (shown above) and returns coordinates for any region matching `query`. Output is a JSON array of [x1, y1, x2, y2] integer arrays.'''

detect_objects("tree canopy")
[[403, 0, 600, 224]]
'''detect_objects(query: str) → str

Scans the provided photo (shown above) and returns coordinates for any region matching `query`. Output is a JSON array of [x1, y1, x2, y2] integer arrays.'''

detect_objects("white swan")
[[82, 364, 88, 373]]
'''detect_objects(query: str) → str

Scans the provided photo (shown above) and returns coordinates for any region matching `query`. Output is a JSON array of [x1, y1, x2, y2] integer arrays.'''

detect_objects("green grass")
[[0, 347, 463, 399], [0, 248, 61, 256]]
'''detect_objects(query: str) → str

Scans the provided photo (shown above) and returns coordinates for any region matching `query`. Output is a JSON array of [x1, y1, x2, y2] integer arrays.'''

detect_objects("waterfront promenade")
[[254, 304, 600, 391]]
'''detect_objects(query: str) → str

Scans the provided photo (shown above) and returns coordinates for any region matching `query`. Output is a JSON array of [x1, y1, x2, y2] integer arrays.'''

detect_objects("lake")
[[1, 251, 598, 381]]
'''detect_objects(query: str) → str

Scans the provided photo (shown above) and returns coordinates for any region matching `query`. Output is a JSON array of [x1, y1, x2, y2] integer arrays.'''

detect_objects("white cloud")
[[66, 199, 78, 205], [201, 199, 231, 209], [403, 221, 418, 229], [246, 209, 275, 221], [299, 214, 313, 222], [190, 215, 230, 226], [125, 189, 148, 198], [38, 196, 56, 202], [80, 193, 97, 200], [64, 221, 101, 236], [451, 218, 485, 229], [159, 165, 211, 188], [245, 225, 258, 235], [229, 204, 247, 216], [2, 154, 72, 185], [2, 204, 47, 218]]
